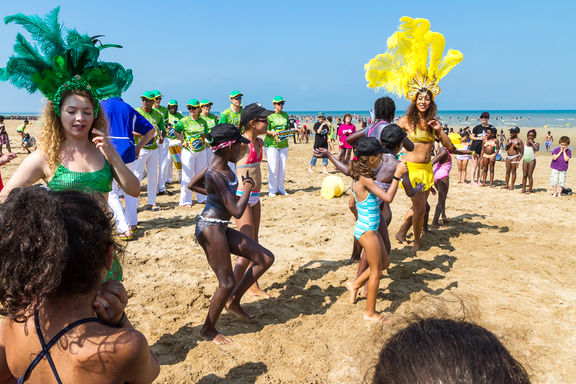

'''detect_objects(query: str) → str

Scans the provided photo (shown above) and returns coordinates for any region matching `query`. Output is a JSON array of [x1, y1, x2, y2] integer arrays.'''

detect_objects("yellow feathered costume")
[[364, 17, 463, 100]]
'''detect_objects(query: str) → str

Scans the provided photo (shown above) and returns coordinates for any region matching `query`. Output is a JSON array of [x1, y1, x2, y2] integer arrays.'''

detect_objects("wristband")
[[393, 176, 402, 181], [115, 311, 127, 328]]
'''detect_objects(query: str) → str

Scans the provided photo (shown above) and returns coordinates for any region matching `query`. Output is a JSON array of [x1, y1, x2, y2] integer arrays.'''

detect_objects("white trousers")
[[108, 162, 137, 233], [180, 148, 208, 205], [133, 148, 159, 206], [265, 146, 288, 194], [157, 140, 170, 192]]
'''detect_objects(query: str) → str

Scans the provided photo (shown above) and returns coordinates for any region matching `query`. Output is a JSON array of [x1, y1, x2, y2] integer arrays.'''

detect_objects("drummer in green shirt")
[[174, 99, 209, 206], [135, 90, 166, 211], [166, 99, 184, 184], [264, 96, 291, 196], [219, 90, 243, 127], [200, 99, 218, 163], [152, 90, 172, 194]]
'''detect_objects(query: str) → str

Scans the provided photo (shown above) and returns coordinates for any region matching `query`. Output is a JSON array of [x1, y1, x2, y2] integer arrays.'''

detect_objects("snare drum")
[[168, 139, 182, 170]]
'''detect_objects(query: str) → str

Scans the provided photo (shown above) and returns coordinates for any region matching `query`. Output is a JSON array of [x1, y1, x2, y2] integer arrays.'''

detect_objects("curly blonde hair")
[[39, 89, 108, 173]]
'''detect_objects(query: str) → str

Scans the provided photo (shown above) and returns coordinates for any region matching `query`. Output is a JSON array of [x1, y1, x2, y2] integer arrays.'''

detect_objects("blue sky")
[[1, 0, 575, 113]]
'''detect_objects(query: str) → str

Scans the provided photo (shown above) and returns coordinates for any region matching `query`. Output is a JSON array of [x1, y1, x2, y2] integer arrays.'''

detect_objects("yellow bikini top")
[[407, 127, 436, 143]]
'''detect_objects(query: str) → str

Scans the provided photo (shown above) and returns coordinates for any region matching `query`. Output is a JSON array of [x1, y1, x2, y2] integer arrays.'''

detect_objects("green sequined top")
[[47, 161, 113, 193]]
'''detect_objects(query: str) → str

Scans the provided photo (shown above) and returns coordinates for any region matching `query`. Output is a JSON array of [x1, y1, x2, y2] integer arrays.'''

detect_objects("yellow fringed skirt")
[[402, 161, 435, 191]]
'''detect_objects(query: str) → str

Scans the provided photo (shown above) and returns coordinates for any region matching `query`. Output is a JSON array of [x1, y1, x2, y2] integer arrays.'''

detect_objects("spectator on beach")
[[16, 119, 30, 153], [0, 186, 160, 383], [544, 131, 553, 152], [469, 112, 494, 184], [337, 113, 356, 164], [0, 116, 12, 155], [309, 113, 330, 174], [550, 136, 571, 197], [372, 318, 531, 384], [502, 127, 523, 190], [522, 129, 540, 193]]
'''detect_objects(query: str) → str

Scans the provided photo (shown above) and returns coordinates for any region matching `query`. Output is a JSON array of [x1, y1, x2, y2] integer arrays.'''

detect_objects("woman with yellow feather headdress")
[[364, 16, 464, 252]]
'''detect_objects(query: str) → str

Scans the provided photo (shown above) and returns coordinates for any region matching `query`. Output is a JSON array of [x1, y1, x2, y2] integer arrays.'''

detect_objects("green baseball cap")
[[200, 99, 213, 106], [151, 90, 162, 98], [229, 90, 243, 99], [186, 99, 201, 107], [141, 91, 156, 100], [273, 96, 285, 103], [168, 99, 178, 106]]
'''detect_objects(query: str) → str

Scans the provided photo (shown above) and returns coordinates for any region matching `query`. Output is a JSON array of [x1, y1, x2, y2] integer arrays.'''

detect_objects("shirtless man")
[[502, 126, 523, 190]]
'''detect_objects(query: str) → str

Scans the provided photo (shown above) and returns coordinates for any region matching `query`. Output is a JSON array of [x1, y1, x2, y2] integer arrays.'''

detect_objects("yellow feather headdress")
[[364, 16, 463, 100]]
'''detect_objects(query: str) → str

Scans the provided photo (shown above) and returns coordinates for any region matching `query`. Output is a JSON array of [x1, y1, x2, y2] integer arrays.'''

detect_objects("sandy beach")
[[1, 119, 575, 383]]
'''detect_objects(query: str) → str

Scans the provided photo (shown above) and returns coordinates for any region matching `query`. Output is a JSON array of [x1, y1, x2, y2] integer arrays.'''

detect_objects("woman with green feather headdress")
[[0, 9, 159, 383], [0, 7, 139, 202]]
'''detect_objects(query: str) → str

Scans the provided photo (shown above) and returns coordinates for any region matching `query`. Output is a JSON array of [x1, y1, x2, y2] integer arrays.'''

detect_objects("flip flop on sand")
[[147, 205, 161, 211]]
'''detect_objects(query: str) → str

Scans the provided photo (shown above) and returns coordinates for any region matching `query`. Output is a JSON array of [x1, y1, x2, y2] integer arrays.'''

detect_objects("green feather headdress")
[[0, 7, 133, 116]]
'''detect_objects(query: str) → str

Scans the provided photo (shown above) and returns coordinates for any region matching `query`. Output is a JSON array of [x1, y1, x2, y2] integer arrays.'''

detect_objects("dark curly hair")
[[372, 318, 530, 384], [0, 186, 122, 322], [406, 90, 438, 131], [374, 97, 396, 122]]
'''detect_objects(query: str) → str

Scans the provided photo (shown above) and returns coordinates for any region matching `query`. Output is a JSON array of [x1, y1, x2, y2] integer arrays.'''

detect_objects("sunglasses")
[[274, 102, 285, 105], [232, 96, 242, 100], [187, 106, 199, 110], [255, 117, 268, 122], [156, 97, 162, 100]]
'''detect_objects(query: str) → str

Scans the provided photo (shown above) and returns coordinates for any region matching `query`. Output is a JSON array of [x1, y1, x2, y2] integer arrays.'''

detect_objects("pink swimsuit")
[[433, 152, 452, 182]]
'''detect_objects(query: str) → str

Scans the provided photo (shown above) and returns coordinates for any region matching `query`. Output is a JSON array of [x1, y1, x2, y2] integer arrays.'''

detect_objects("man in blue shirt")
[[101, 97, 155, 238]]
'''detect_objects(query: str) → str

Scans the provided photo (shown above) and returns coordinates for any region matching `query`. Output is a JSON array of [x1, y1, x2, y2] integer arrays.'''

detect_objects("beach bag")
[[561, 187, 572, 196]]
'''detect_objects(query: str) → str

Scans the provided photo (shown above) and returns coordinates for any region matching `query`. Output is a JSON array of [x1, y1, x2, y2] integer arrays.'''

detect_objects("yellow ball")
[[321, 175, 345, 199]]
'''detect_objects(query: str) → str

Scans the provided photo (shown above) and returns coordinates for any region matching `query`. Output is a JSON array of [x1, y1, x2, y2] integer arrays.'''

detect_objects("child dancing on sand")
[[502, 126, 523, 190], [431, 146, 452, 227], [550, 136, 571, 197], [233, 103, 274, 298], [189, 123, 274, 344], [480, 127, 499, 187], [522, 129, 540, 193], [455, 132, 470, 183], [344, 137, 407, 321]]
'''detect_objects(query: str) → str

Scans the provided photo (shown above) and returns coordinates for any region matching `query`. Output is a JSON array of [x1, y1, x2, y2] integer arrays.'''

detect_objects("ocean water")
[[2, 109, 575, 130], [287, 110, 576, 130]]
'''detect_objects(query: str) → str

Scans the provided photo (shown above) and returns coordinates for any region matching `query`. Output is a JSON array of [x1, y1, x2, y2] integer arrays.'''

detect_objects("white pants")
[[265, 146, 288, 194], [180, 148, 208, 205], [157, 140, 170, 192], [108, 161, 137, 233], [133, 148, 159, 206]]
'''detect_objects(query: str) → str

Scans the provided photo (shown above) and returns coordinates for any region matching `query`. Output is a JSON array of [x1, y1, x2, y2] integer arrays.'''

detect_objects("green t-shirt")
[[16, 123, 28, 133], [200, 113, 218, 133], [136, 107, 166, 150], [264, 112, 290, 149], [154, 105, 169, 122], [219, 106, 242, 127], [167, 112, 184, 139], [175, 116, 208, 152]]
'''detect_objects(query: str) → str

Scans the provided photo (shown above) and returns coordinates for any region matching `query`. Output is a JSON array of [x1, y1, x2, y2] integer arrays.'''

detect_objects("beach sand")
[[1, 119, 575, 383]]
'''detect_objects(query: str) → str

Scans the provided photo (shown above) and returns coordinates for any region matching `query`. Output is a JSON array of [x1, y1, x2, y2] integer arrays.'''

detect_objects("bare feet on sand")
[[346, 282, 358, 304], [395, 231, 407, 244], [225, 301, 254, 322], [412, 240, 422, 252], [363, 312, 384, 322], [199, 327, 232, 345], [247, 285, 272, 299]]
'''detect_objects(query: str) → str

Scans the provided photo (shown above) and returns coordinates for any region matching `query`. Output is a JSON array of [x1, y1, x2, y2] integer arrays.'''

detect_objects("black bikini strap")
[[19, 312, 109, 384]]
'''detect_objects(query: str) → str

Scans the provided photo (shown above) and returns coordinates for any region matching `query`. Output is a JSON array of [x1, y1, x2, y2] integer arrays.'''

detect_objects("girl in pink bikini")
[[233, 103, 274, 298]]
